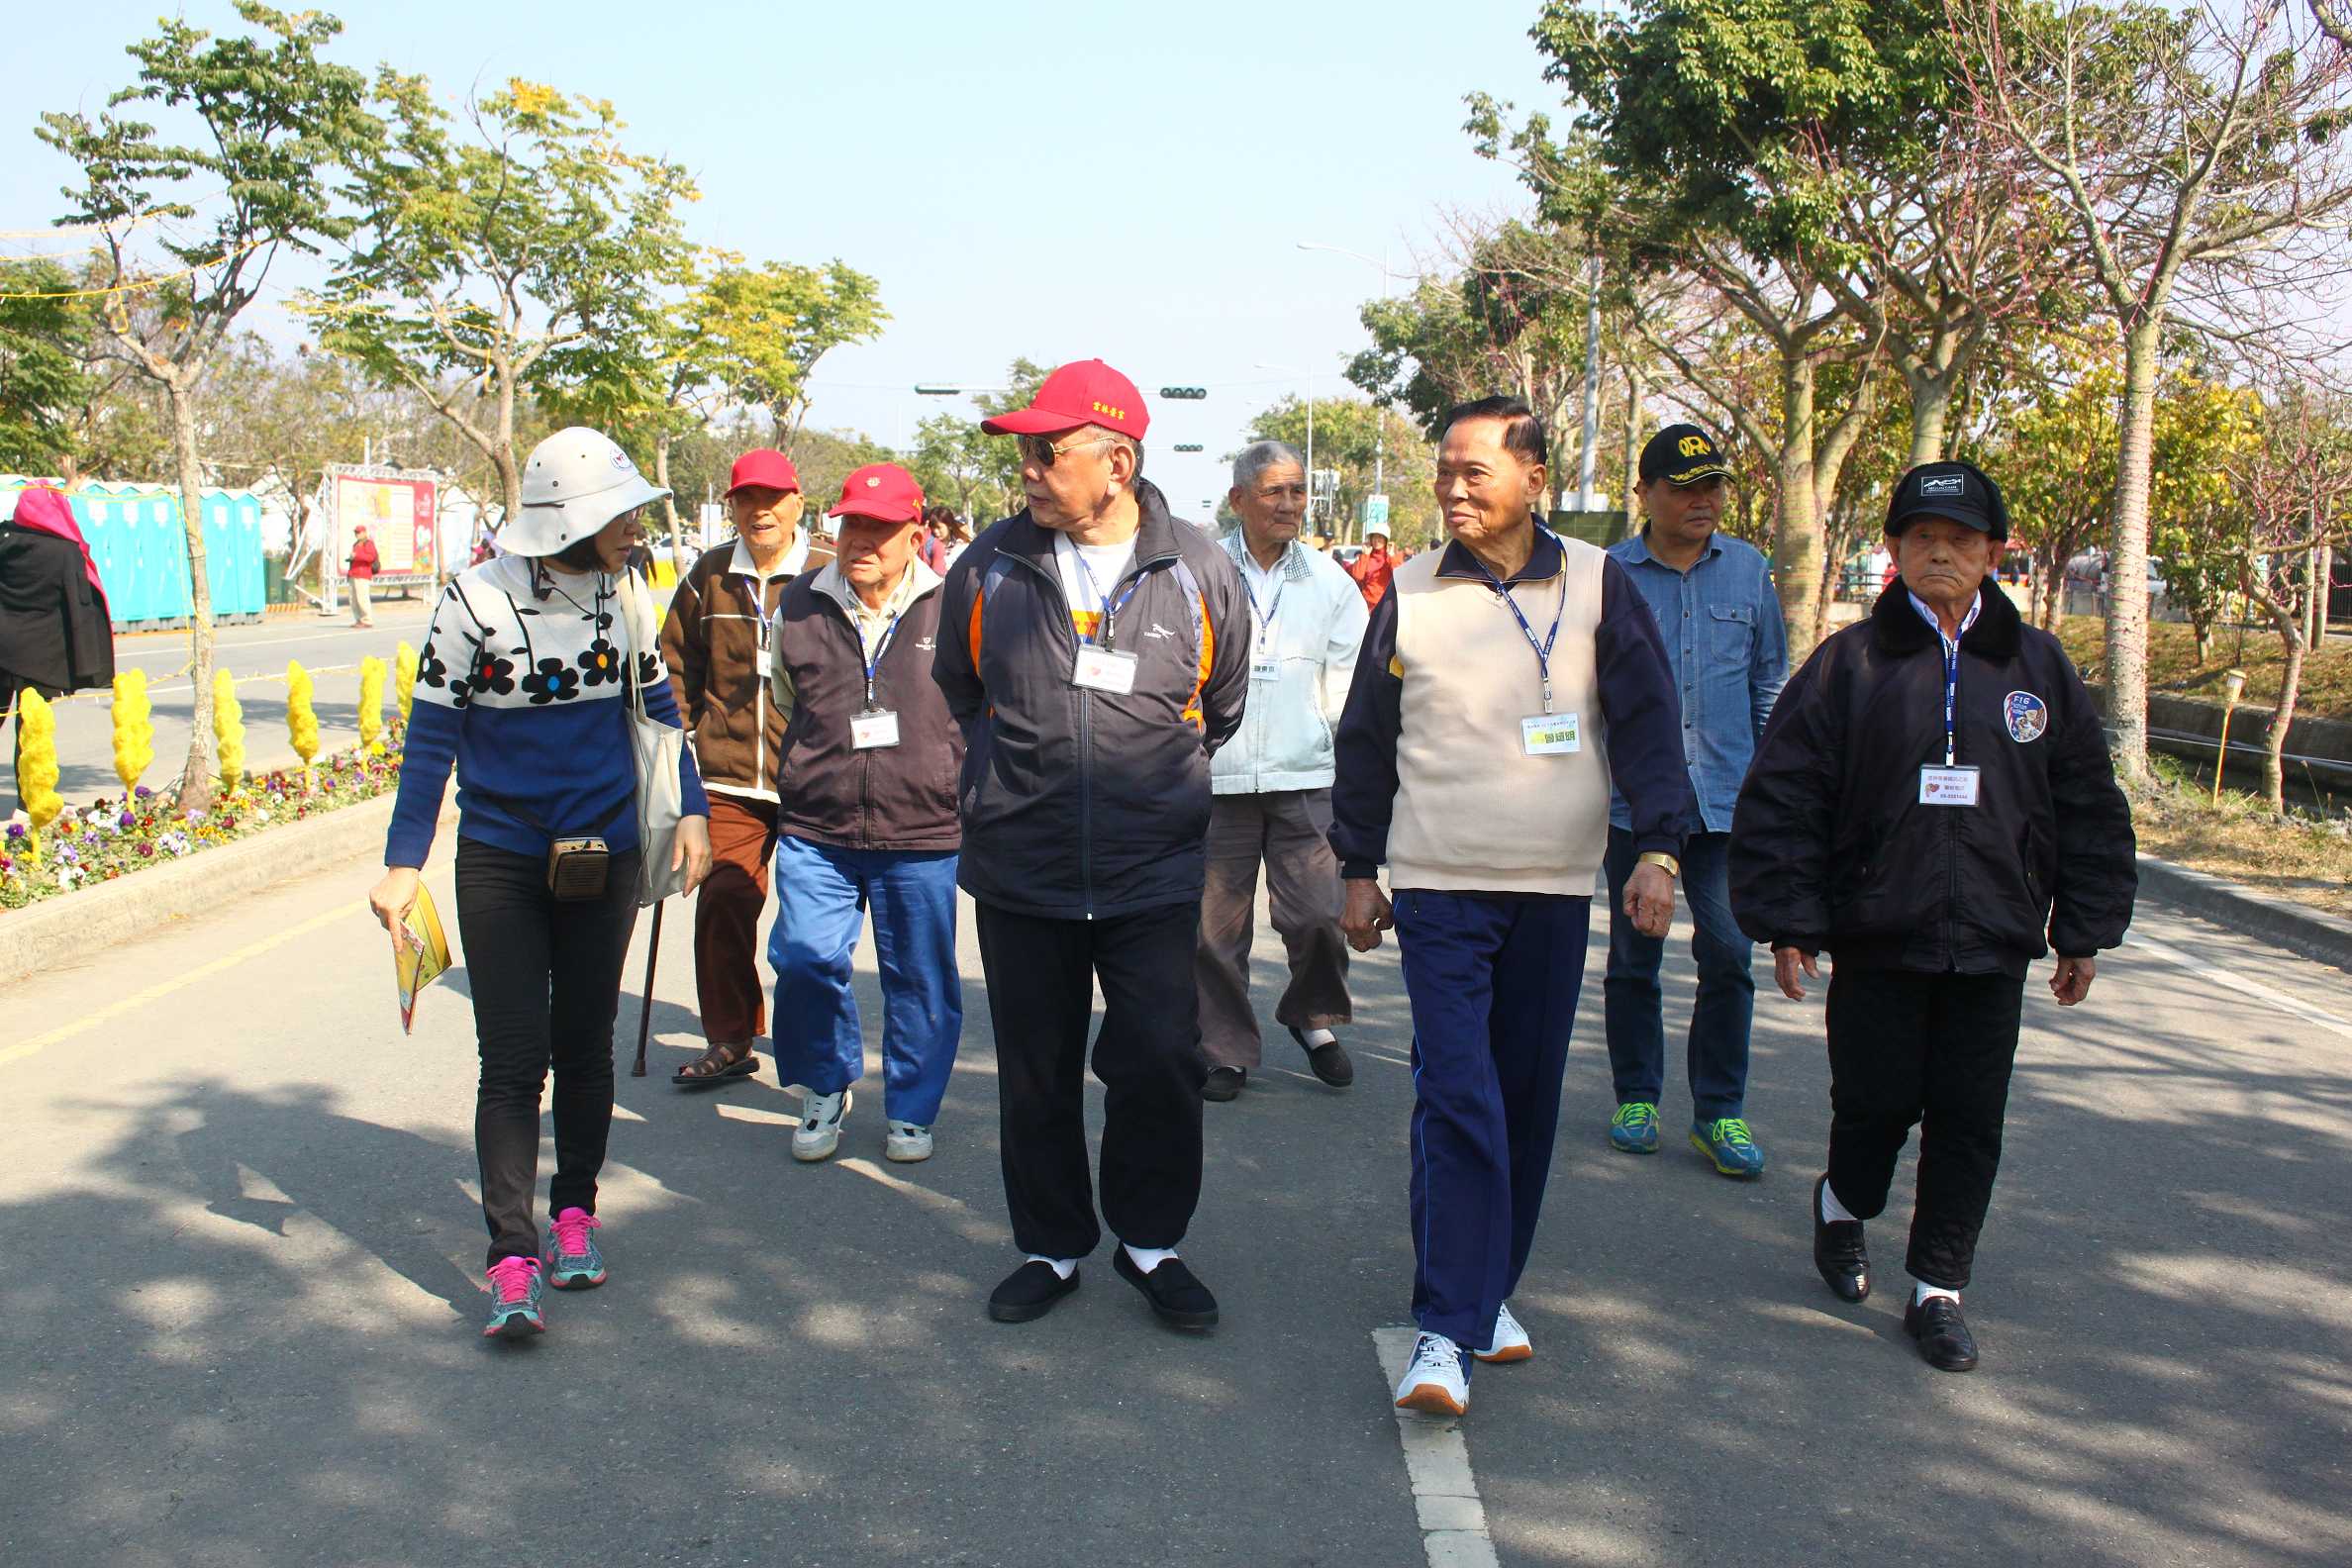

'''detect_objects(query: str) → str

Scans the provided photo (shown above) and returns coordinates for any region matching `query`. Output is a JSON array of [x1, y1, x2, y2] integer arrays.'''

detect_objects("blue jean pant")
[[767, 836, 963, 1127], [1602, 828, 1754, 1121], [1394, 888, 1590, 1350]]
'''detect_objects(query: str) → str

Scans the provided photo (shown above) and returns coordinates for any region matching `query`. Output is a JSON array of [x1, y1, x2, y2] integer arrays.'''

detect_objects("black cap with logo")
[[1638, 424, 1733, 487], [1884, 459, 2009, 540]]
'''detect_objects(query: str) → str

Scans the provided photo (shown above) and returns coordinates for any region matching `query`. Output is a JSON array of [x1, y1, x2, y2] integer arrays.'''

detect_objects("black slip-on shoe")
[[1202, 1066, 1245, 1103], [1289, 1028, 1355, 1087], [1112, 1248, 1220, 1329], [1812, 1174, 1870, 1304], [987, 1260, 1079, 1323], [1903, 1294, 1980, 1372]]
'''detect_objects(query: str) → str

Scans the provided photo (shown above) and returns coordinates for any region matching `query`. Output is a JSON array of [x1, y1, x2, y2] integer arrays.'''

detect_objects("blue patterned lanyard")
[[1468, 547, 1569, 713]]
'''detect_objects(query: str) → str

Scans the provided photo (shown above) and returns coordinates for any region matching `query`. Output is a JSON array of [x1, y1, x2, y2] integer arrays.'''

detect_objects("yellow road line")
[[0, 900, 365, 1068]]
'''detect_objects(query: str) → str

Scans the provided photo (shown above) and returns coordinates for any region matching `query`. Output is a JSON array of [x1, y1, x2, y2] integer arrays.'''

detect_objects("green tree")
[[1961, 0, 2352, 779], [907, 413, 1000, 523], [306, 74, 699, 528], [0, 260, 90, 473], [38, 2, 377, 808], [689, 259, 888, 453]]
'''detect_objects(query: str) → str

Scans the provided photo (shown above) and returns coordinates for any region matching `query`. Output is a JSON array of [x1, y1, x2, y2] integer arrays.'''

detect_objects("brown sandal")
[[672, 1039, 758, 1088]]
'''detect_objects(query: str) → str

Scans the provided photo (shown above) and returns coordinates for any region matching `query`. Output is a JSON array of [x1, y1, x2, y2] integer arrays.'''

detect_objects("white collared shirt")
[[1909, 589, 1982, 654]]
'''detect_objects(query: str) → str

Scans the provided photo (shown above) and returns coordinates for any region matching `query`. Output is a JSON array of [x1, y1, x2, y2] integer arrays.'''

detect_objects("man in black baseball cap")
[[1728, 456, 2135, 1375], [1637, 423, 1735, 489]]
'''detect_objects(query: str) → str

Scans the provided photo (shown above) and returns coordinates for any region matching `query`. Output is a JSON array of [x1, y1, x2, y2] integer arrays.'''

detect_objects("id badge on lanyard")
[[854, 609, 906, 747], [1472, 552, 1578, 758], [1919, 637, 1977, 806], [1066, 541, 1141, 694]]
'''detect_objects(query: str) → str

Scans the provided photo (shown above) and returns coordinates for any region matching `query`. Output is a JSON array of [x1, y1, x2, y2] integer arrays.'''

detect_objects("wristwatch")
[[1635, 851, 1682, 878]]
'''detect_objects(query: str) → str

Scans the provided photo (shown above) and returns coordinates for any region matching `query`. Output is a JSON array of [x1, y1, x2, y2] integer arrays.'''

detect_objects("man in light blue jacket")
[[1603, 424, 1788, 1177], [1195, 441, 1370, 1101]]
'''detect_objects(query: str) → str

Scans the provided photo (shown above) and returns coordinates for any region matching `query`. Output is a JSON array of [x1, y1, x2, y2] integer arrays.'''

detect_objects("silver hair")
[[1231, 440, 1307, 492]]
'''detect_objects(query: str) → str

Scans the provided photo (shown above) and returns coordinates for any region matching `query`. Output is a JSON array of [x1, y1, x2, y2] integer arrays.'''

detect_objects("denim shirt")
[[1606, 530, 1789, 833]]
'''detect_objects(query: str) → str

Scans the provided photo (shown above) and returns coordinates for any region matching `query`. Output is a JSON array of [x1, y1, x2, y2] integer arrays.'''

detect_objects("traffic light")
[[1158, 386, 1208, 400], [1173, 442, 1204, 452]]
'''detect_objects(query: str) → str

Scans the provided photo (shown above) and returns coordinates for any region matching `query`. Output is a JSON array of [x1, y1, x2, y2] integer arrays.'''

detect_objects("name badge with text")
[[1520, 713, 1582, 756], [1251, 653, 1280, 682], [1919, 764, 1980, 806], [851, 710, 901, 750], [1072, 645, 1139, 695]]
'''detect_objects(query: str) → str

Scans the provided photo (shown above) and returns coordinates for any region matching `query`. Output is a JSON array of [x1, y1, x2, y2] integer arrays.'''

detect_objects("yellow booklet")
[[393, 884, 452, 1033]]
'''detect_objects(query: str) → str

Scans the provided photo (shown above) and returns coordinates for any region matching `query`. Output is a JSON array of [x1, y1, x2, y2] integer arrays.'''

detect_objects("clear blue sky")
[[3, 0, 1562, 515]]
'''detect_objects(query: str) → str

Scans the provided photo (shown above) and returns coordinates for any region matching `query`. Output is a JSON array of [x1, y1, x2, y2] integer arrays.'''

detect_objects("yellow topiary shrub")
[[213, 668, 245, 794], [16, 689, 63, 864], [358, 655, 386, 757], [112, 668, 153, 795], [287, 659, 320, 770], [393, 640, 419, 729]]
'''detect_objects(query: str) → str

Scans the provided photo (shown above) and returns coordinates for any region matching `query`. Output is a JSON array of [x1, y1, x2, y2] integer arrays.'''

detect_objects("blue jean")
[[1393, 889, 1590, 1351], [767, 835, 963, 1127], [1602, 827, 1753, 1121]]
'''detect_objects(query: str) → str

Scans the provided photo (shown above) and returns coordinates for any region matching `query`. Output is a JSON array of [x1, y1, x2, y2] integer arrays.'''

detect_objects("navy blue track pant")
[[1393, 888, 1590, 1350]]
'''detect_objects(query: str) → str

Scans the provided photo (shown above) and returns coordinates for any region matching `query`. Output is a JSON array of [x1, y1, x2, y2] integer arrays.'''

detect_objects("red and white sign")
[[331, 470, 439, 578]]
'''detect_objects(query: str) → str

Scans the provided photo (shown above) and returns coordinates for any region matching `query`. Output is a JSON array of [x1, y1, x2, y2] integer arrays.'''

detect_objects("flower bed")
[[1, 745, 403, 912]]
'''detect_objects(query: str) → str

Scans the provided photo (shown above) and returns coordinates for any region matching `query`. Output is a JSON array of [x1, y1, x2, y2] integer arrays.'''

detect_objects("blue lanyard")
[[861, 610, 905, 712], [1068, 543, 1139, 647], [1939, 637, 1960, 766], [1468, 548, 1569, 713], [1238, 556, 1285, 647]]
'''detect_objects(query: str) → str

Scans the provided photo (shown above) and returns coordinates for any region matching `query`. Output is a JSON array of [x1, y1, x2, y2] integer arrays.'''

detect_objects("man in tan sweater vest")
[[1329, 396, 1696, 1420]]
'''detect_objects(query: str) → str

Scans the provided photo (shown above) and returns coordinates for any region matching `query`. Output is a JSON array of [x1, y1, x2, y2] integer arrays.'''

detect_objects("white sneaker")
[[884, 1120, 933, 1163], [1473, 1302, 1532, 1363], [793, 1088, 851, 1162], [1394, 1331, 1470, 1417]]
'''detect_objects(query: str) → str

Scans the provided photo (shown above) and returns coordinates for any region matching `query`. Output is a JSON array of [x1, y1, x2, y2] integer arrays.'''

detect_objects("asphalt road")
[[7, 597, 439, 813], [0, 851, 2347, 1567]]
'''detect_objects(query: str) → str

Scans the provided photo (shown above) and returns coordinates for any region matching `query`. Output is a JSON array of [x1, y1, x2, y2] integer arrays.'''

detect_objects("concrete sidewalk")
[[0, 844, 2346, 1568]]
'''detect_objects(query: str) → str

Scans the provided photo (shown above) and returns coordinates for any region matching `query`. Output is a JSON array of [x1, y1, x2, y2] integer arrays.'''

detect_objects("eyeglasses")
[[1018, 433, 1120, 469]]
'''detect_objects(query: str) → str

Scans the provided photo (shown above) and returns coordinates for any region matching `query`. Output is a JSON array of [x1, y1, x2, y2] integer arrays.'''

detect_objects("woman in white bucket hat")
[[371, 427, 714, 1339]]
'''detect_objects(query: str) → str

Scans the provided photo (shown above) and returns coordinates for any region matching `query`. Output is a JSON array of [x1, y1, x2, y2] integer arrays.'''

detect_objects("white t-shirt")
[[1053, 533, 1138, 641]]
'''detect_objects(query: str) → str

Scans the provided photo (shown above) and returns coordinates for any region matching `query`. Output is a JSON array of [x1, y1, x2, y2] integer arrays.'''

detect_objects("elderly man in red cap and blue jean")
[[765, 463, 966, 1163], [661, 448, 833, 1088], [931, 359, 1253, 1331]]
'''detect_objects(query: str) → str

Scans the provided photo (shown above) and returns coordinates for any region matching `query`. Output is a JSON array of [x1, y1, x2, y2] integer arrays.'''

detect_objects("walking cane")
[[631, 901, 664, 1077]]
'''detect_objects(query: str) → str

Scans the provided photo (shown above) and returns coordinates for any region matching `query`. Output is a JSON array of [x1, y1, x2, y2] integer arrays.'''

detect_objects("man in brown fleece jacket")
[[661, 446, 833, 1086]]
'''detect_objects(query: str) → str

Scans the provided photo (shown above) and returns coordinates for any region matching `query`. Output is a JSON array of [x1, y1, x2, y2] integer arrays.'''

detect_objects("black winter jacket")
[[931, 480, 1251, 920], [1729, 581, 2135, 977], [0, 524, 114, 696]]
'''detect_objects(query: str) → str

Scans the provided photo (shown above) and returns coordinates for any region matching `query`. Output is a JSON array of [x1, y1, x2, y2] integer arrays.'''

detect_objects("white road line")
[[1373, 1326, 1500, 1568], [2125, 931, 2352, 1041]]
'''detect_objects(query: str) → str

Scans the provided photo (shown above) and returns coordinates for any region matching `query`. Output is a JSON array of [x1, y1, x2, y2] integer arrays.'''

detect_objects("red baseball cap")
[[726, 447, 801, 497], [979, 358, 1150, 441], [828, 463, 925, 525]]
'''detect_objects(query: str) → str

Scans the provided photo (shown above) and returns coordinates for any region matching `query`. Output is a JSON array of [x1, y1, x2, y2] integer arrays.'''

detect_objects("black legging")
[[452, 835, 643, 1268]]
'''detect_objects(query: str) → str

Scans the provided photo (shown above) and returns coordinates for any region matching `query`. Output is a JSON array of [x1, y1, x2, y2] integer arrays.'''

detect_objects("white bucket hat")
[[503, 427, 670, 557]]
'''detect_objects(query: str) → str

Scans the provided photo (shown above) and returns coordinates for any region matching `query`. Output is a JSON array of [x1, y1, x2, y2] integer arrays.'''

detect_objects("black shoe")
[[1812, 1174, 1870, 1303], [1289, 1027, 1355, 1087], [1112, 1248, 1220, 1329], [1202, 1066, 1245, 1102], [1903, 1293, 1979, 1372], [987, 1260, 1079, 1323]]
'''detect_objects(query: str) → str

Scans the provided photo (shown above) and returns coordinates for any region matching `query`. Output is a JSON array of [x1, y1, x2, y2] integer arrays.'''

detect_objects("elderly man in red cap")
[[764, 463, 967, 1163], [661, 448, 833, 1087], [931, 359, 1252, 1331]]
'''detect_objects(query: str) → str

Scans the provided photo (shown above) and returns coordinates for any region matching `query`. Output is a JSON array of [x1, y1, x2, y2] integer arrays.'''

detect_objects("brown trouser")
[[1194, 788, 1352, 1070], [694, 793, 781, 1044]]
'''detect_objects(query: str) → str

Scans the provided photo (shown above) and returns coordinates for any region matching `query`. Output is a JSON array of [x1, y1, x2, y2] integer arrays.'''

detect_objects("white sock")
[[1025, 1255, 1077, 1281], [1123, 1243, 1178, 1274], [1819, 1181, 1859, 1225], [1912, 1281, 1960, 1306], [1302, 1028, 1337, 1047]]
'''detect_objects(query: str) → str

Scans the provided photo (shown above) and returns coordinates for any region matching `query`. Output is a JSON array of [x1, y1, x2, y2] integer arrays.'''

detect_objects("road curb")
[[0, 790, 444, 989], [2136, 851, 2352, 976]]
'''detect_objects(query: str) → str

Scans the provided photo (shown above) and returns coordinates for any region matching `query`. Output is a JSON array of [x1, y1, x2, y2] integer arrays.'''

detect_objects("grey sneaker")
[[543, 1207, 606, 1289], [482, 1256, 545, 1337], [793, 1088, 851, 1162], [884, 1120, 934, 1163]]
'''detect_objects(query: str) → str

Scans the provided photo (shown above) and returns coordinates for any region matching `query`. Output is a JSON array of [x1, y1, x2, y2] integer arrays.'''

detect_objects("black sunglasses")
[[1018, 433, 1119, 469]]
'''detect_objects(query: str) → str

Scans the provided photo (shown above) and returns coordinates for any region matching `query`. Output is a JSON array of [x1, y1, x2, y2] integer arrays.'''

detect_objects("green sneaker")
[[1692, 1117, 1766, 1178], [1608, 1102, 1661, 1154]]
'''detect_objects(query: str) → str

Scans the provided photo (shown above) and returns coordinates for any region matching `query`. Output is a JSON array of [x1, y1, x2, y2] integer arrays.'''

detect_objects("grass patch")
[[2131, 755, 2352, 917], [2056, 616, 2352, 722]]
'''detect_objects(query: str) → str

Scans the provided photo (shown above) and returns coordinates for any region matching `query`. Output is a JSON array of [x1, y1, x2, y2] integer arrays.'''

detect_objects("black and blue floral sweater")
[[385, 553, 707, 869]]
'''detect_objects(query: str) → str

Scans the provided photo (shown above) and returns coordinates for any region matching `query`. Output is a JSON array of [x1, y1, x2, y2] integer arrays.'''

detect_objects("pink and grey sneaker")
[[544, 1208, 607, 1290], [482, 1256, 546, 1337]]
